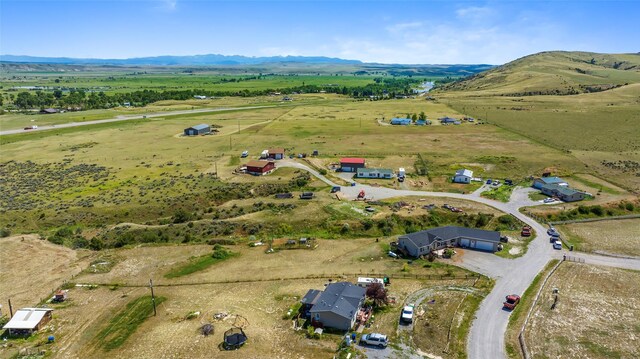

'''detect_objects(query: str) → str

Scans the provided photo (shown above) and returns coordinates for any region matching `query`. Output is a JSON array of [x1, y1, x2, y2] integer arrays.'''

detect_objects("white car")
[[543, 198, 555, 204], [360, 333, 388, 348], [401, 304, 414, 323], [553, 241, 562, 250]]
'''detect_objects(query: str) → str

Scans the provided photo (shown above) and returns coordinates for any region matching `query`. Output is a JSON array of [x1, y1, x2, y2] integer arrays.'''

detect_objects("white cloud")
[[456, 6, 493, 20], [386, 21, 423, 34], [157, 0, 177, 12]]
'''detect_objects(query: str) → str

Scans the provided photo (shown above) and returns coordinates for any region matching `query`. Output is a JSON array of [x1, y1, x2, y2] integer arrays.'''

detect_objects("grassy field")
[[95, 295, 167, 351], [524, 263, 640, 359], [556, 218, 640, 257]]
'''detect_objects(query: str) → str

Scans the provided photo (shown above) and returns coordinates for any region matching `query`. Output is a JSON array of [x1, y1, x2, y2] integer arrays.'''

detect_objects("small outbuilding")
[[267, 148, 286, 160], [184, 124, 211, 136], [340, 158, 366, 172], [3, 308, 53, 336], [453, 169, 474, 184], [245, 160, 276, 175], [356, 168, 394, 179]]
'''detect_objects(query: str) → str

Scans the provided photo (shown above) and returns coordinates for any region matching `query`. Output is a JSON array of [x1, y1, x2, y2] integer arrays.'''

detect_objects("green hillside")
[[440, 51, 640, 96]]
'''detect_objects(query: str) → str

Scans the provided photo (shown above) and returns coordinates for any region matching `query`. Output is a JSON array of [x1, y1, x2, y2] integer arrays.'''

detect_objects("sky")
[[1, 0, 639, 64]]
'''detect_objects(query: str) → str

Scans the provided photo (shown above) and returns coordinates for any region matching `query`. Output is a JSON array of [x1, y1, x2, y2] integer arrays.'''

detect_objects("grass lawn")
[[95, 295, 167, 351], [556, 218, 640, 257]]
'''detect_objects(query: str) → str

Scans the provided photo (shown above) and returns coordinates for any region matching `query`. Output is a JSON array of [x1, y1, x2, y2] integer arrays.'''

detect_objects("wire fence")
[[80, 272, 483, 289]]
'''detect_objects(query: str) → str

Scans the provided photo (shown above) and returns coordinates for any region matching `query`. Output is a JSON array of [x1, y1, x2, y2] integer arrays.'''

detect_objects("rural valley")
[[1, 2, 639, 359]]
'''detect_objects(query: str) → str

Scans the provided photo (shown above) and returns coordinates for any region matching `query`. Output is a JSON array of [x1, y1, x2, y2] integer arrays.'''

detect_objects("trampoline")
[[223, 327, 247, 350]]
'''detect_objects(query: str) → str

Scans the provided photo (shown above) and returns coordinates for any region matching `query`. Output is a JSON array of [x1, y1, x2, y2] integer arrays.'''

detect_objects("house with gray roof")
[[398, 226, 501, 255], [302, 282, 366, 330], [540, 184, 586, 202], [184, 124, 211, 136], [453, 169, 473, 184]]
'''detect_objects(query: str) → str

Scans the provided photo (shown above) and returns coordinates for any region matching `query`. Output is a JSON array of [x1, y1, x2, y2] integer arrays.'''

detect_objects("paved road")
[[0, 105, 280, 135], [278, 160, 640, 359]]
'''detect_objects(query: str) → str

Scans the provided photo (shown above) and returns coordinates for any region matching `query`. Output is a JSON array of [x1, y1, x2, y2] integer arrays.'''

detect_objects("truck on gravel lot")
[[503, 294, 520, 310], [359, 333, 388, 348]]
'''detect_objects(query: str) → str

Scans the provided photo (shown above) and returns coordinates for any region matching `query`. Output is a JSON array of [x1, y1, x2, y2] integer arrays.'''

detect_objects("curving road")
[[277, 160, 640, 359]]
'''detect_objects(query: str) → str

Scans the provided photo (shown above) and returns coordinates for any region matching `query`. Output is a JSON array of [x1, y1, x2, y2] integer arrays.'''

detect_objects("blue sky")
[[1, 0, 638, 64]]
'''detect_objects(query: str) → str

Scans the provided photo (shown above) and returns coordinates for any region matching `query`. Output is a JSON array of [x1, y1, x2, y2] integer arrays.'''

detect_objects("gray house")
[[398, 226, 501, 255], [302, 282, 366, 331], [540, 184, 586, 202], [184, 124, 211, 136], [453, 169, 473, 184]]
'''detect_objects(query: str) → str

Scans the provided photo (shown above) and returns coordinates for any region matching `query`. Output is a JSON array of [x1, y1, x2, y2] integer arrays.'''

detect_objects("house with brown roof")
[[246, 160, 276, 175]]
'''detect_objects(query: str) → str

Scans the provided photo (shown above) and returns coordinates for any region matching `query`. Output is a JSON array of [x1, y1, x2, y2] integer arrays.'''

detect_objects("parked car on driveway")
[[400, 304, 414, 324], [553, 241, 562, 250], [359, 333, 388, 348], [543, 197, 555, 203], [503, 294, 520, 310], [388, 251, 399, 258]]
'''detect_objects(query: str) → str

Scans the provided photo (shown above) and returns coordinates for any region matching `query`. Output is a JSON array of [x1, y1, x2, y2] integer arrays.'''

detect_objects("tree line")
[[6, 77, 423, 110]]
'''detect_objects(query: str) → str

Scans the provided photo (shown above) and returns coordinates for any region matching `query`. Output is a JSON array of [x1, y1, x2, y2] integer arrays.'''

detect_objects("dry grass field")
[[556, 218, 640, 257], [0, 235, 489, 359], [524, 263, 640, 359], [0, 235, 92, 306]]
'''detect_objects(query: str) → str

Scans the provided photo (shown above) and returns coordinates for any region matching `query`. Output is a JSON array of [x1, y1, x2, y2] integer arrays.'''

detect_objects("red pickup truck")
[[503, 294, 521, 310]]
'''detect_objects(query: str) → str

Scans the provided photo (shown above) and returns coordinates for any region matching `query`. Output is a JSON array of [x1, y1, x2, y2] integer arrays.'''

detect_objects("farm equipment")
[[521, 226, 532, 237], [357, 190, 366, 200]]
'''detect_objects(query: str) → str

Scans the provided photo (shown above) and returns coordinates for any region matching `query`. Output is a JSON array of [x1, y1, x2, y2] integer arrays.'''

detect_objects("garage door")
[[474, 240, 495, 252], [460, 238, 470, 247]]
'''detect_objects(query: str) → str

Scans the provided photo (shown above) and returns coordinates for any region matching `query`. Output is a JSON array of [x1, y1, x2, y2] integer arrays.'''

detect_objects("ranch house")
[[540, 184, 586, 202], [301, 282, 366, 331], [398, 226, 501, 255], [340, 158, 366, 172], [245, 160, 276, 176]]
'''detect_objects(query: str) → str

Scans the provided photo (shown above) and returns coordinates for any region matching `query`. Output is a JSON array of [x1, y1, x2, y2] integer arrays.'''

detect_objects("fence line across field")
[[79, 272, 484, 289]]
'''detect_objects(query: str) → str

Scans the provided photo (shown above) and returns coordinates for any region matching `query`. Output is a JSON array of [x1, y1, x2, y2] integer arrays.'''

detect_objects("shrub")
[[590, 205, 604, 216], [625, 202, 635, 211], [0, 228, 10, 238]]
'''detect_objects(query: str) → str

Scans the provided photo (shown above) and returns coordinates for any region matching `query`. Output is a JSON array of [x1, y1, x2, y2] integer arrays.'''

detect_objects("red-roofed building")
[[340, 158, 366, 172], [246, 160, 276, 176]]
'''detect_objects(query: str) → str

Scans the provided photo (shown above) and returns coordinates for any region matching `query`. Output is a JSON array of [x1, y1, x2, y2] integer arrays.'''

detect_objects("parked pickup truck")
[[503, 294, 520, 310]]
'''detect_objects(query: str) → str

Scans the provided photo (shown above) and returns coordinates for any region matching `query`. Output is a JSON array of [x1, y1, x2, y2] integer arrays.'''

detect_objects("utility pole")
[[149, 279, 157, 316], [229, 135, 232, 150], [237, 119, 240, 133], [8, 298, 13, 318], [214, 161, 218, 179]]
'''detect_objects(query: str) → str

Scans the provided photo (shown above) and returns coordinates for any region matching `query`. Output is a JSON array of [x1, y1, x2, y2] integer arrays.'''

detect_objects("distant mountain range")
[[0, 54, 364, 66]]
